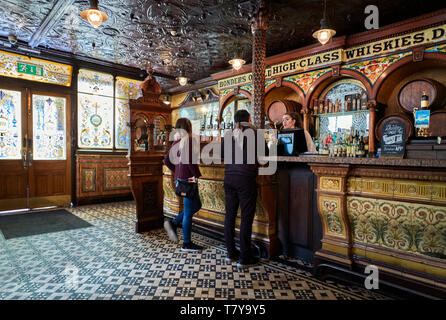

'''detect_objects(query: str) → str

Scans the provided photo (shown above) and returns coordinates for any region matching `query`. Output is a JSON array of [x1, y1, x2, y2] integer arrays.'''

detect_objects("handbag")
[[175, 179, 198, 198]]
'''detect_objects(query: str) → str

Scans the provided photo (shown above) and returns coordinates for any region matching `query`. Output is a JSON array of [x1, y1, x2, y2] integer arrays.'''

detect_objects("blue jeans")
[[173, 180, 202, 243]]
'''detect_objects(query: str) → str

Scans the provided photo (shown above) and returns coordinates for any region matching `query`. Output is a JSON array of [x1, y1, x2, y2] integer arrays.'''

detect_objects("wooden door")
[[28, 91, 71, 209], [0, 88, 71, 212], [0, 87, 28, 211]]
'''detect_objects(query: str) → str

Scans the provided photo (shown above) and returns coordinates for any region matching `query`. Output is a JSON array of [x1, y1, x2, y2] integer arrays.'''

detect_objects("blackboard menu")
[[380, 118, 406, 157]]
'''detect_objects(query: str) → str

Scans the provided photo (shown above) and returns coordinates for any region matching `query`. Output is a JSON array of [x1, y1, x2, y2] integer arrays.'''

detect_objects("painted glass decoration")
[[0, 89, 21, 159], [32, 95, 66, 160], [78, 69, 114, 96], [0, 50, 72, 87], [78, 93, 113, 149], [115, 77, 142, 149], [78, 69, 114, 149]]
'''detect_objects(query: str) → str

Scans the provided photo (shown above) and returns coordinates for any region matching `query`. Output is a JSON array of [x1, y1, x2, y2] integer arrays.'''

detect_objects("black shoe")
[[164, 220, 178, 243], [225, 249, 240, 263], [236, 256, 259, 268], [181, 242, 203, 252]]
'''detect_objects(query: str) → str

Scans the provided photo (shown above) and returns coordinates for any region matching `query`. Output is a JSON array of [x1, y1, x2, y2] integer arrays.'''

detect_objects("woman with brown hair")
[[163, 118, 203, 252], [281, 112, 317, 153]]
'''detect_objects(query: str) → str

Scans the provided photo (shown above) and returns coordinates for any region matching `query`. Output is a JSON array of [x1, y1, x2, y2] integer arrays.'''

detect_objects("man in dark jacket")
[[223, 109, 261, 268]]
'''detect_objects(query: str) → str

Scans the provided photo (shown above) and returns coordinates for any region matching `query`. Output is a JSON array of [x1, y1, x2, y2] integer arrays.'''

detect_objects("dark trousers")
[[224, 175, 257, 259]]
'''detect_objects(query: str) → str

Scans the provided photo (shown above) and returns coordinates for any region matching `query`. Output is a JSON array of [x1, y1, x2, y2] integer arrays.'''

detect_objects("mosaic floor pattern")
[[0, 201, 392, 300]]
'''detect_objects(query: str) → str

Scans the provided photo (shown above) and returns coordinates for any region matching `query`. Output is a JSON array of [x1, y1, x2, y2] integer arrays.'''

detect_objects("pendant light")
[[176, 70, 188, 86], [229, 58, 246, 71], [80, 0, 108, 29], [312, 0, 336, 45]]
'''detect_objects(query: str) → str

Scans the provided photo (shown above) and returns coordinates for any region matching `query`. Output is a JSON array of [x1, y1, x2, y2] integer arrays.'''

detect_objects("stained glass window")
[[78, 69, 114, 149], [0, 50, 72, 87], [115, 77, 142, 149], [78, 93, 113, 149], [32, 95, 66, 160], [0, 89, 22, 160]]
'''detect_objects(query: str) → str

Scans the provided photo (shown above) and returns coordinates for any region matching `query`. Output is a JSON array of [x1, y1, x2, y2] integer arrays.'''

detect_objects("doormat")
[[0, 209, 92, 240]]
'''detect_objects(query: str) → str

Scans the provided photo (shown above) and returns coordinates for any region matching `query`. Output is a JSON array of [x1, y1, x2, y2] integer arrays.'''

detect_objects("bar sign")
[[17, 62, 43, 76]]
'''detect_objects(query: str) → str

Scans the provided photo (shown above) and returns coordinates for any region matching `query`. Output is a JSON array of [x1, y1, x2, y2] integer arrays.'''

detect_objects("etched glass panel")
[[115, 99, 130, 149], [78, 69, 114, 97], [114, 77, 142, 149], [0, 89, 21, 159], [32, 95, 66, 160], [115, 77, 142, 100], [0, 50, 72, 87], [78, 93, 113, 149]]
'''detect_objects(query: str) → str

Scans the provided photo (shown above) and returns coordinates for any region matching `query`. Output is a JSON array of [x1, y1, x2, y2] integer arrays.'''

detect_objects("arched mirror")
[[133, 114, 149, 152], [154, 116, 167, 148], [220, 94, 253, 132]]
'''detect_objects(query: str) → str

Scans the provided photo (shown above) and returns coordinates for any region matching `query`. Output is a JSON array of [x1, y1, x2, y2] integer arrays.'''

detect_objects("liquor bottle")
[[421, 91, 429, 109]]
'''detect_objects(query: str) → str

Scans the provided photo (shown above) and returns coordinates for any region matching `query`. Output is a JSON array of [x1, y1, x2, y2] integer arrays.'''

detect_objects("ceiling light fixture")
[[176, 70, 188, 86], [164, 96, 170, 105], [312, 0, 336, 45], [80, 0, 108, 29], [229, 58, 246, 71]]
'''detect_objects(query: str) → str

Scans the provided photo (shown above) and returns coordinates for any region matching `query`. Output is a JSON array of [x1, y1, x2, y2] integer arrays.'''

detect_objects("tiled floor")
[[0, 201, 392, 300]]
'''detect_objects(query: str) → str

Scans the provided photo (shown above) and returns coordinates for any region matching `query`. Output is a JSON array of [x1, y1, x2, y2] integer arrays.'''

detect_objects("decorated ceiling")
[[0, 0, 445, 91]]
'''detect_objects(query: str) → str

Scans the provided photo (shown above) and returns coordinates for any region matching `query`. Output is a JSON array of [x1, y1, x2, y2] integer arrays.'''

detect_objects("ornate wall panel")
[[76, 154, 131, 204], [104, 168, 130, 191]]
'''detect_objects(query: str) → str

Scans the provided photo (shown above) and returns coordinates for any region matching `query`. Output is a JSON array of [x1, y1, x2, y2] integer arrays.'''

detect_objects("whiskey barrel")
[[267, 100, 302, 124], [398, 79, 446, 113], [375, 113, 414, 142], [429, 111, 446, 137]]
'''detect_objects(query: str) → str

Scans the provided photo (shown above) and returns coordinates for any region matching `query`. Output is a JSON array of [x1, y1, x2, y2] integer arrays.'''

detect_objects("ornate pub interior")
[[0, 0, 445, 302]]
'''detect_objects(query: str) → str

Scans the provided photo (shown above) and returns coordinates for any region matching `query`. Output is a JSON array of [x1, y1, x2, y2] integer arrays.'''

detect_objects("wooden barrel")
[[267, 100, 302, 124], [375, 113, 413, 142], [398, 79, 446, 113], [429, 111, 446, 137]]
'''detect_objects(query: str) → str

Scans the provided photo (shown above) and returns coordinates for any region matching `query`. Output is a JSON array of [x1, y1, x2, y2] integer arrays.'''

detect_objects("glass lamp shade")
[[312, 28, 336, 45], [229, 58, 246, 71], [177, 76, 188, 86], [80, 8, 108, 28]]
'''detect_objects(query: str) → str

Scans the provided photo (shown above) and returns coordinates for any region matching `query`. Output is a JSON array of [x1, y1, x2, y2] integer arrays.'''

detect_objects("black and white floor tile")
[[0, 201, 392, 300]]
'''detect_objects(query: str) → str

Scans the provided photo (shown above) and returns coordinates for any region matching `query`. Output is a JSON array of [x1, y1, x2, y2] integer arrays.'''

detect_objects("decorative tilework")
[[283, 68, 331, 94], [0, 201, 391, 300], [220, 88, 234, 98], [319, 196, 344, 237], [341, 52, 412, 85], [347, 196, 446, 257]]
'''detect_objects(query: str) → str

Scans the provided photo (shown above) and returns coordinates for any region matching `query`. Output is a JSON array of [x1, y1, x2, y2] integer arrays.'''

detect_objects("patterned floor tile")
[[0, 201, 394, 300]]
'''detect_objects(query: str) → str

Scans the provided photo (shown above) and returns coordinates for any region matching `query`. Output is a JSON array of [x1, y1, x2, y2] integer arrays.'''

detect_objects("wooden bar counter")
[[163, 155, 446, 296], [279, 155, 446, 297], [162, 163, 278, 259]]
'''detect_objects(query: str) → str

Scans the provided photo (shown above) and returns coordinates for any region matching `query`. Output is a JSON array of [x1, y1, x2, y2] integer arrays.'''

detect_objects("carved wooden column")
[[251, 0, 270, 129], [302, 108, 310, 132], [367, 100, 377, 154], [147, 123, 154, 150]]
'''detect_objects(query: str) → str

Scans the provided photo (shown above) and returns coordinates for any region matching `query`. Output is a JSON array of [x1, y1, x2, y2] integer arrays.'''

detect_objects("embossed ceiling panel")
[[0, 0, 56, 42], [0, 0, 445, 90]]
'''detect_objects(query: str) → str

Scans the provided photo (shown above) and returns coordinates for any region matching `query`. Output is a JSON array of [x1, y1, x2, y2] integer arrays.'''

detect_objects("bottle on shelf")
[[421, 90, 429, 109]]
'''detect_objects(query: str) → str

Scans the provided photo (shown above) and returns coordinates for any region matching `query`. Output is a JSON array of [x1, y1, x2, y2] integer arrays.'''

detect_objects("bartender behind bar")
[[277, 112, 317, 156]]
